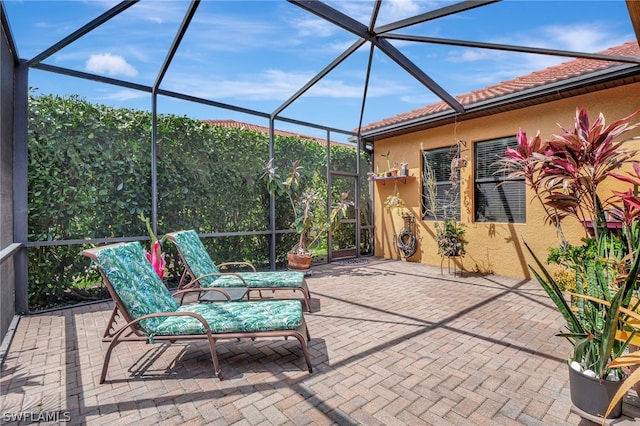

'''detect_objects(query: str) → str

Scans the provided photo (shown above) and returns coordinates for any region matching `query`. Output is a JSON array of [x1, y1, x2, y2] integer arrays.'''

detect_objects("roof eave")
[[361, 64, 640, 142]]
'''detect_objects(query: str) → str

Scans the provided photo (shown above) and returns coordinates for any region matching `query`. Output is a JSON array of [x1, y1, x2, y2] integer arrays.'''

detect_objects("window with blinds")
[[474, 136, 525, 223], [422, 146, 460, 221]]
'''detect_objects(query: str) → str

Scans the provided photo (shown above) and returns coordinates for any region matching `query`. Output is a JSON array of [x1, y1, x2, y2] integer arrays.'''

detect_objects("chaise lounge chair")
[[81, 241, 312, 382], [166, 230, 312, 311]]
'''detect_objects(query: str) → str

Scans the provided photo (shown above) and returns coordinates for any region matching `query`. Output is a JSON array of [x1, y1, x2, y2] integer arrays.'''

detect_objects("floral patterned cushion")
[[94, 242, 304, 338], [94, 242, 179, 333], [154, 300, 303, 335], [215, 271, 305, 288], [172, 230, 305, 288], [173, 230, 221, 287]]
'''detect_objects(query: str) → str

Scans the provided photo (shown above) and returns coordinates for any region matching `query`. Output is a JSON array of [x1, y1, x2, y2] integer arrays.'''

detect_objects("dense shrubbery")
[[28, 93, 370, 309]]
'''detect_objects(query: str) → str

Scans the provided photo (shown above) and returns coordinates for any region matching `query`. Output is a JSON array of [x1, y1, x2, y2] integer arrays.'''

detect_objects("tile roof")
[[360, 41, 640, 133], [202, 119, 353, 147]]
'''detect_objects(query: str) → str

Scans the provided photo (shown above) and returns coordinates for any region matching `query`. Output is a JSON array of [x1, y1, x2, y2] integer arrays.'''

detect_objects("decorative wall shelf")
[[372, 175, 415, 185]]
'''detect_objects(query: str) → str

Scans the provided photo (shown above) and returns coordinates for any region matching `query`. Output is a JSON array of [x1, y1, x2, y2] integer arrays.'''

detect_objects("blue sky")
[[4, 0, 637, 141]]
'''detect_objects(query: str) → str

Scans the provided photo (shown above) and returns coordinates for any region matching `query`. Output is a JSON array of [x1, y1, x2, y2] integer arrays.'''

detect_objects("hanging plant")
[[436, 219, 467, 257], [384, 192, 405, 211]]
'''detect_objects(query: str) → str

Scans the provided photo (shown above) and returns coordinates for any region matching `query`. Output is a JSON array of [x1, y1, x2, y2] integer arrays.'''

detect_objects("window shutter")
[[422, 147, 460, 221], [475, 137, 525, 223]]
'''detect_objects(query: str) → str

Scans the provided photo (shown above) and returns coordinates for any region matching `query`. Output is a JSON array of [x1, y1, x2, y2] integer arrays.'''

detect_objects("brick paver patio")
[[0, 258, 620, 425]]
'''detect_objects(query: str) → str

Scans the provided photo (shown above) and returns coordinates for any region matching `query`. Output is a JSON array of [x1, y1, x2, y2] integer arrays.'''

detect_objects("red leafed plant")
[[498, 107, 640, 241], [138, 213, 166, 280], [610, 162, 640, 222]]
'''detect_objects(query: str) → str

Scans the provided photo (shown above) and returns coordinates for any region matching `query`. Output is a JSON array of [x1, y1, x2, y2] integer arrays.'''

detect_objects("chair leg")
[[301, 289, 311, 312], [100, 335, 122, 383], [291, 331, 313, 373], [206, 334, 223, 379]]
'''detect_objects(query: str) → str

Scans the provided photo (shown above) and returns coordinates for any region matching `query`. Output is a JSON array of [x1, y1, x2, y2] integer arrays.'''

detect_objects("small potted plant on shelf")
[[262, 159, 353, 270], [497, 107, 640, 420], [381, 150, 394, 176]]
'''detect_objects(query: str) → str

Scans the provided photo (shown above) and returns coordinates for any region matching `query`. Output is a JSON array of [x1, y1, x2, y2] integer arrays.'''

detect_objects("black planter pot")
[[568, 364, 623, 419]]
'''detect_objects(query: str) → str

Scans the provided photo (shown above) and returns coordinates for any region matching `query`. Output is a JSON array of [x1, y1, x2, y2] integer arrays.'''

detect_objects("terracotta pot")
[[287, 252, 312, 270]]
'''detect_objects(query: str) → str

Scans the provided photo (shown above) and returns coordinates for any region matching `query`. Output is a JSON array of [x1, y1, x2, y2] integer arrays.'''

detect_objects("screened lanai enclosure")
[[2, 0, 640, 343]]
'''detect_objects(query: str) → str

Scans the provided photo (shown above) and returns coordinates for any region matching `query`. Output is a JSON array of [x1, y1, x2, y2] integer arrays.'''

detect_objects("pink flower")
[[145, 240, 166, 280]]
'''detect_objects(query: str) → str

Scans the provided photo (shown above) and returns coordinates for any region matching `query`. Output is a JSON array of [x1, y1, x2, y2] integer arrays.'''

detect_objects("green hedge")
[[27, 93, 370, 309]]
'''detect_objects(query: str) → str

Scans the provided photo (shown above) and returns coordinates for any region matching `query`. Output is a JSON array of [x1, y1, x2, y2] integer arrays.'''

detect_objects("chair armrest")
[[217, 261, 257, 272], [116, 311, 213, 340], [173, 287, 232, 302], [184, 272, 249, 288]]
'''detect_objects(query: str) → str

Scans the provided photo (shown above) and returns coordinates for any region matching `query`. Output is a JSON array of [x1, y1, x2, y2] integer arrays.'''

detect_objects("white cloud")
[[382, 0, 422, 22], [399, 93, 439, 105], [98, 89, 148, 102], [163, 67, 411, 102], [294, 17, 337, 38], [85, 53, 138, 77], [447, 49, 493, 63], [542, 24, 629, 53]]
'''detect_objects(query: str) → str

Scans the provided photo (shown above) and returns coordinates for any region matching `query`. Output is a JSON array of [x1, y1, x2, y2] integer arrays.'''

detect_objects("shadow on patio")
[[0, 258, 621, 425]]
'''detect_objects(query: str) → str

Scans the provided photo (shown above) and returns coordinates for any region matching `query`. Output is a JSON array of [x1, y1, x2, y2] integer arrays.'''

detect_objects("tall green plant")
[[262, 159, 352, 256]]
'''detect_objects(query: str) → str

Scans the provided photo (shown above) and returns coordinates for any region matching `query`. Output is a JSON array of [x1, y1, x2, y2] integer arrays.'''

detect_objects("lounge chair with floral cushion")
[[166, 230, 311, 311], [81, 241, 312, 383]]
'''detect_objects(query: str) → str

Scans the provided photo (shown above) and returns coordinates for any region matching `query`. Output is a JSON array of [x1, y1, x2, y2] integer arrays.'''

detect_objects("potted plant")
[[497, 107, 640, 419], [435, 219, 466, 257], [384, 192, 405, 213], [381, 150, 396, 176], [262, 159, 352, 270]]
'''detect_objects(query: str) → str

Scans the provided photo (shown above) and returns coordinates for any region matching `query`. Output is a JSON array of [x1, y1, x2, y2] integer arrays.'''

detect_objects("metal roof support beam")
[[375, 0, 500, 34], [24, 63, 355, 134], [32, 63, 151, 92], [28, 0, 138, 66], [13, 60, 29, 314], [368, 0, 382, 33], [153, 0, 199, 90], [159, 89, 270, 119], [268, 118, 276, 271], [357, 43, 377, 135], [373, 37, 465, 113], [288, 0, 370, 39], [383, 34, 640, 64], [151, 0, 199, 236], [357, 0, 380, 133], [288, 0, 465, 114], [1, 2, 20, 64], [272, 38, 366, 117]]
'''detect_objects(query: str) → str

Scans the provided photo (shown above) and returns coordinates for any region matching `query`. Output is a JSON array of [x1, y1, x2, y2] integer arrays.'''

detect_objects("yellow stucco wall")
[[372, 83, 640, 278]]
